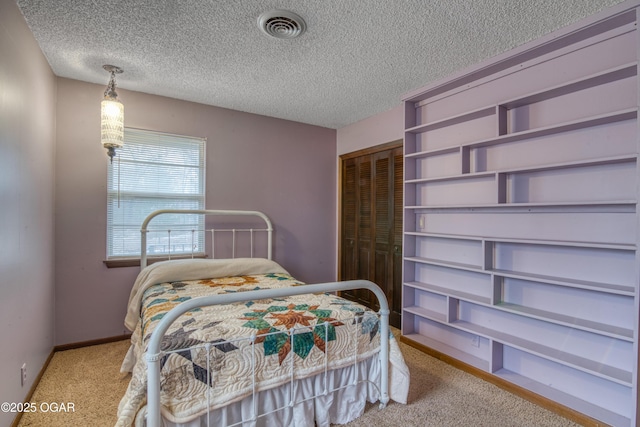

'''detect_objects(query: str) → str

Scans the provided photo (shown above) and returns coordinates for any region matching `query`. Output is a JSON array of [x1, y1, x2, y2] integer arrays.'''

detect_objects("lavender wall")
[[0, 1, 56, 424], [54, 78, 337, 345], [336, 105, 403, 155], [334, 104, 404, 257]]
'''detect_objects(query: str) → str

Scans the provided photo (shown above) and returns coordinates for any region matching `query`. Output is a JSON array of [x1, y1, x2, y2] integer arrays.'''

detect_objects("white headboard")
[[140, 209, 273, 269]]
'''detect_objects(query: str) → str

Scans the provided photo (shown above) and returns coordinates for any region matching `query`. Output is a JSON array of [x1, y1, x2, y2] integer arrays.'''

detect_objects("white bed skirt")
[[135, 354, 397, 427]]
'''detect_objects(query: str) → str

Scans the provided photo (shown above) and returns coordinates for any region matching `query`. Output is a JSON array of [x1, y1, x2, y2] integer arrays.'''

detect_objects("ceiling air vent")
[[258, 10, 306, 39]]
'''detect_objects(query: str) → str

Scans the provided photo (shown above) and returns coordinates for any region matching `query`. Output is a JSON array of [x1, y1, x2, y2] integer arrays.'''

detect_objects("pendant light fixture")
[[101, 65, 124, 162]]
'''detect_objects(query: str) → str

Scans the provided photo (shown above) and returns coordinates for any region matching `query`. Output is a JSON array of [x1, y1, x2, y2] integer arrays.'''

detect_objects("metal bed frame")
[[140, 209, 274, 268], [139, 209, 391, 427]]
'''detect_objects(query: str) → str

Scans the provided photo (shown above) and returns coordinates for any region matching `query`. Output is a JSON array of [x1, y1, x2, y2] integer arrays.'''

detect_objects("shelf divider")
[[463, 108, 637, 150], [490, 268, 635, 296], [405, 105, 496, 134], [500, 62, 637, 110], [451, 320, 632, 385]]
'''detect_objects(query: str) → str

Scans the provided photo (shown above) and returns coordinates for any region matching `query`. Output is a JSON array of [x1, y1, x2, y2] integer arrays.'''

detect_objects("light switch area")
[[471, 335, 480, 348], [21, 363, 27, 387]]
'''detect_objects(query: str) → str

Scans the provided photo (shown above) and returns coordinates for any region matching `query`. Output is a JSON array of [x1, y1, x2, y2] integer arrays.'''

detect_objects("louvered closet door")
[[373, 151, 392, 312], [391, 148, 403, 326], [339, 143, 402, 327], [341, 158, 358, 289], [356, 155, 374, 306], [372, 147, 403, 323], [340, 155, 374, 306]]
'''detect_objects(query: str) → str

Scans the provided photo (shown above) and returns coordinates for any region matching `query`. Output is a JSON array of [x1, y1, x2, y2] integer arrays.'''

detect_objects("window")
[[107, 128, 206, 259]]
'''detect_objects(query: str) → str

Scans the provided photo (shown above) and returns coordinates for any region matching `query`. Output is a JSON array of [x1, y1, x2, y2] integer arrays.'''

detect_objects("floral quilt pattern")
[[116, 273, 386, 426]]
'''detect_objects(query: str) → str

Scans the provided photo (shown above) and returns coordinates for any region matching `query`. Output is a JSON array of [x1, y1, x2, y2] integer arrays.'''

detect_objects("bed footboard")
[[145, 279, 390, 427]]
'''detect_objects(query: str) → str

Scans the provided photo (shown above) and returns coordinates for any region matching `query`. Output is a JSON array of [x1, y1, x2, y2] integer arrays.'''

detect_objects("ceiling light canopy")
[[257, 10, 306, 39]]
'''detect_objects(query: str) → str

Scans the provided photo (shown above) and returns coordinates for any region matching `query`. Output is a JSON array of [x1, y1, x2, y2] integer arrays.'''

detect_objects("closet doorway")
[[339, 140, 403, 328]]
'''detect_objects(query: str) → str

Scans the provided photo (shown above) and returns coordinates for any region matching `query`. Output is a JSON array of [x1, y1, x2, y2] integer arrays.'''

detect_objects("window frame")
[[105, 127, 206, 266]]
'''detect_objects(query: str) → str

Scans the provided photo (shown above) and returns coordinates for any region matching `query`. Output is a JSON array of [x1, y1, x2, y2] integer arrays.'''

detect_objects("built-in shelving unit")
[[401, 4, 640, 426]]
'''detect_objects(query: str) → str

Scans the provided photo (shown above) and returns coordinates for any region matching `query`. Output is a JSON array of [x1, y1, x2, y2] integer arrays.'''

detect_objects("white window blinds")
[[107, 128, 206, 258]]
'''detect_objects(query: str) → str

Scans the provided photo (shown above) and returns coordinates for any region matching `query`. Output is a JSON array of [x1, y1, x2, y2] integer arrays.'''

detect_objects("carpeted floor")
[[17, 336, 581, 427], [17, 340, 131, 427]]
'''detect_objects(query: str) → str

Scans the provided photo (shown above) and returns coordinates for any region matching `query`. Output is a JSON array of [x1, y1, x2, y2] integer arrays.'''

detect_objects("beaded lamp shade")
[[101, 65, 124, 162]]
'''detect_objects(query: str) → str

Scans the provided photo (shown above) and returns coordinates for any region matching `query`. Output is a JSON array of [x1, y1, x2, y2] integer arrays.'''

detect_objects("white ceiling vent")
[[258, 10, 306, 39]]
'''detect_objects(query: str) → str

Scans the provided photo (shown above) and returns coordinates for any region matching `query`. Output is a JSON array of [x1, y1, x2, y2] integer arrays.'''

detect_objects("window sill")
[[104, 254, 207, 268]]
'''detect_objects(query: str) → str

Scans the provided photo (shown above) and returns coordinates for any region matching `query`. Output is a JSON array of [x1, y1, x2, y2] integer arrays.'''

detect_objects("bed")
[[116, 209, 409, 427]]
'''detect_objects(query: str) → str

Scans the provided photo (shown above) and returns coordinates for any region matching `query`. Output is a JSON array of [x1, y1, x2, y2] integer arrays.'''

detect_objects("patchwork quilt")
[[116, 258, 409, 426]]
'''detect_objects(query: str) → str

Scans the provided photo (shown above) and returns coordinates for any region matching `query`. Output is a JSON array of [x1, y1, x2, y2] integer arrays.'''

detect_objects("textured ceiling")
[[17, 0, 625, 129]]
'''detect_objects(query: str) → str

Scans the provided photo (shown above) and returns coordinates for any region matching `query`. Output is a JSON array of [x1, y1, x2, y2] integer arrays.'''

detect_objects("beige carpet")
[[18, 337, 581, 427], [18, 340, 131, 427]]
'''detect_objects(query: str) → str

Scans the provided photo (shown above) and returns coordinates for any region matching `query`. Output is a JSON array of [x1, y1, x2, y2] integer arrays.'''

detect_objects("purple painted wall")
[[336, 105, 403, 155], [334, 105, 404, 255], [0, 1, 56, 424], [54, 79, 337, 345]]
